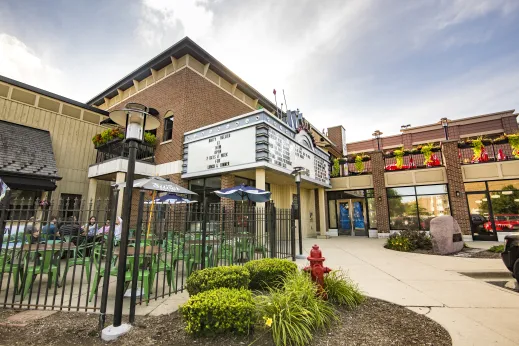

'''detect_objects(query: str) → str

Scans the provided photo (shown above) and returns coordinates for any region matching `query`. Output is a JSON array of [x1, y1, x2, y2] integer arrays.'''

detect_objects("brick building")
[[326, 111, 519, 242]]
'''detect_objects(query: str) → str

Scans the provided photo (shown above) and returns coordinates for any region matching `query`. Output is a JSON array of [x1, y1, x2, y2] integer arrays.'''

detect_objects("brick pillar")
[[221, 174, 235, 212], [502, 115, 519, 134], [442, 140, 471, 235], [402, 133, 413, 150], [371, 151, 390, 233]]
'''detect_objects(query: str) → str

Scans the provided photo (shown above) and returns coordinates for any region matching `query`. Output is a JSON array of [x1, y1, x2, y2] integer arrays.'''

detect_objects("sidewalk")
[[297, 237, 519, 346]]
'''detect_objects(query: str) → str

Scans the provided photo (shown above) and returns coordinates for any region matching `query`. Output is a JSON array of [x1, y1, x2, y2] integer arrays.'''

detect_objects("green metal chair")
[[150, 249, 176, 291], [234, 239, 254, 262], [186, 244, 211, 276], [215, 244, 234, 265], [21, 250, 60, 300], [0, 254, 21, 294]]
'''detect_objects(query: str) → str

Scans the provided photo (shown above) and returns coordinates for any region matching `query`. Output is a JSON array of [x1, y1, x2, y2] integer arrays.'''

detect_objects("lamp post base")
[[101, 323, 132, 341]]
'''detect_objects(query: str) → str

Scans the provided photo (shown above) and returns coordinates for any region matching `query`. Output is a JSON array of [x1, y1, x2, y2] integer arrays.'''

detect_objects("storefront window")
[[326, 188, 374, 230], [189, 177, 221, 205], [387, 184, 450, 231]]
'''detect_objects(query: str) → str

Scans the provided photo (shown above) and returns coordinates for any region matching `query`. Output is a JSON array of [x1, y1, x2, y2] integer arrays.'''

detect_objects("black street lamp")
[[291, 166, 306, 259], [372, 130, 383, 150], [441, 117, 449, 140], [103, 103, 159, 339]]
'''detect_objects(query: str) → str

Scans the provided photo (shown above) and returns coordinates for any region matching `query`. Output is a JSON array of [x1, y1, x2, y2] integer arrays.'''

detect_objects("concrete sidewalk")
[[297, 237, 519, 346]]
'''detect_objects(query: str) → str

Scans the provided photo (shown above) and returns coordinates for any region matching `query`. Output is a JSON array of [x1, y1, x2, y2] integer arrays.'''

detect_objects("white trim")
[[160, 140, 172, 145], [184, 109, 265, 135], [156, 160, 182, 176]]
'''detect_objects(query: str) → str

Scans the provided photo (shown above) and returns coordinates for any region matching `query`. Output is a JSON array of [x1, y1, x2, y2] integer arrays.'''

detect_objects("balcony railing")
[[94, 138, 155, 164], [384, 149, 443, 171], [459, 142, 518, 164], [331, 157, 372, 178]]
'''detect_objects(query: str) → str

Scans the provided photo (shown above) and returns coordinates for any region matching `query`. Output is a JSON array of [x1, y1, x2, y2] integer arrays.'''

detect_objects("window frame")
[[162, 111, 174, 142]]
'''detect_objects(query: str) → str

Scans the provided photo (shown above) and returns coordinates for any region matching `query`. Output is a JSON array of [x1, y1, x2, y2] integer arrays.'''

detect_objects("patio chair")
[[186, 244, 211, 276], [215, 244, 234, 265], [0, 254, 21, 294], [234, 239, 254, 262], [21, 250, 60, 300], [150, 250, 176, 291]]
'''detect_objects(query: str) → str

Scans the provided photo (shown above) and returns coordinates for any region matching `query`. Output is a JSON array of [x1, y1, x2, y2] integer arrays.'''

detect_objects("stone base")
[[378, 233, 390, 239], [101, 323, 132, 342], [326, 229, 338, 237], [462, 234, 473, 242], [317, 235, 330, 239]]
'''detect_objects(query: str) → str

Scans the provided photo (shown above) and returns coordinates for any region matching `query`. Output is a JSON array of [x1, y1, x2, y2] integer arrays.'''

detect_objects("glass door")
[[338, 201, 351, 235], [352, 200, 368, 236], [466, 192, 497, 241]]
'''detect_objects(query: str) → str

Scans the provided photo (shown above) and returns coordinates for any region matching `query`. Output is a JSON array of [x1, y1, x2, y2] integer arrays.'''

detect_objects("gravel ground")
[[412, 248, 501, 259], [0, 298, 451, 346]]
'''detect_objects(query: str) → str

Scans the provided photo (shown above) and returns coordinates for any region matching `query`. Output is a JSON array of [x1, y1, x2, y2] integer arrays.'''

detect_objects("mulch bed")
[[412, 248, 501, 259], [0, 298, 451, 346]]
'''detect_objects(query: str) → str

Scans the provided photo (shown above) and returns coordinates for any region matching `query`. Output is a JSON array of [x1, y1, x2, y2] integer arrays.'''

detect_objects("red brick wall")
[[371, 151, 390, 232], [327, 126, 344, 155], [459, 119, 503, 137], [502, 115, 519, 134]]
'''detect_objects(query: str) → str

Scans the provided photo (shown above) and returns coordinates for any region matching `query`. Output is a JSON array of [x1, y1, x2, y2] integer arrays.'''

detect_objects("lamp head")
[[108, 103, 160, 141], [440, 117, 449, 128]]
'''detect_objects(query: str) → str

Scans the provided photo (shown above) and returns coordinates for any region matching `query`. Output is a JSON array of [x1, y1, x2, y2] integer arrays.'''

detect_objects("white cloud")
[[136, 0, 213, 47], [0, 33, 65, 95]]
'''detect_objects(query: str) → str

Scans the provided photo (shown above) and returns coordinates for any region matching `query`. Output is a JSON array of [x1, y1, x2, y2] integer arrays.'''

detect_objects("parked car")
[[502, 234, 519, 284], [484, 214, 519, 231], [471, 214, 489, 232]]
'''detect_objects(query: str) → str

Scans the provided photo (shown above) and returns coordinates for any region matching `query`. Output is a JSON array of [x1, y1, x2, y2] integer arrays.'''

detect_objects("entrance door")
[[338, 202, 351, 235], [352, 200, 368, 236], [466, 192, 497, 241]]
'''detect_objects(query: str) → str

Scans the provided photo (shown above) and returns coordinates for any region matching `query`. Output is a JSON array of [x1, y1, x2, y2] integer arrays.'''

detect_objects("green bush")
[[186, 266, 250, 296], [385, 230, 432, 252], [323, 270, 365, 309], [244, 258, 298, 290], [489, 245, 504, 253], [385, 234, 413, 252], [181, 288, 255, 335], [255, 271, 336, 346]]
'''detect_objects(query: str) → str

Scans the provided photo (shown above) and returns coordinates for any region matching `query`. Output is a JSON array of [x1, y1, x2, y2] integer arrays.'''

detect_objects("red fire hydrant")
[[304, 244, 332, 299]]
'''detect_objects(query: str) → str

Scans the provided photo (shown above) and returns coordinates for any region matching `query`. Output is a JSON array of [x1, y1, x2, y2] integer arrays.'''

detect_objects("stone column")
[[87, 178, 97, 206], [371, 151, 390, 233], [115, 172, 126, 217], [316, 187, 328, 238], [442, 140, 471, 235], [255, 168, 266, 207]]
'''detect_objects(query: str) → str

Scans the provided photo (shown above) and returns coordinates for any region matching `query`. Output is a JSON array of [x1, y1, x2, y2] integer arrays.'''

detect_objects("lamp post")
[[441, 117, 449, 140], [291, 166, 306, 259], [372, 130, 383, 150], [102, 103, 159, 340]]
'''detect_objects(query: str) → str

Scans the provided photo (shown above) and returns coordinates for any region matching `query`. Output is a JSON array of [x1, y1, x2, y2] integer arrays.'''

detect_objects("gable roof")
[[0, 120, 61, 180]]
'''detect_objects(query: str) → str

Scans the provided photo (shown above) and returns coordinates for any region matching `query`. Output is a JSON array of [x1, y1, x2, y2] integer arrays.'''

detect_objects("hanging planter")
[[393, 148, 405, 169], [354, 155, 365, 173], [508, 134, 519, 159], [493, 134, 509, 145]]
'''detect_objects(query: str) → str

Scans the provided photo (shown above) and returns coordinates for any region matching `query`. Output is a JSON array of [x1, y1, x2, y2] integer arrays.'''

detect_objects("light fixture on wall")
[[440, 117, 449, 140], [455, 191, 461, 197], [378, 196, 382, 202], [372, 130, 383, 150]]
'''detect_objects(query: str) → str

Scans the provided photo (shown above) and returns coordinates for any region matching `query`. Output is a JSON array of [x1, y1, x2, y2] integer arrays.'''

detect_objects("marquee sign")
[[182, 110, 330, 187]]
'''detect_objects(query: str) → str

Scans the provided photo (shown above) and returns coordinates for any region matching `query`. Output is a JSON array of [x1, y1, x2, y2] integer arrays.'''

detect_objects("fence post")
[[201, 196, 208, 270], [99, 188, 119, 331], [269, 202, 277, 258], [290, 203, 296, 261]]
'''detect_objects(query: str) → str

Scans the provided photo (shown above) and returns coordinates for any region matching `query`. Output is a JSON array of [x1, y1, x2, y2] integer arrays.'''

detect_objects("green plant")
[[488, 245, 504, 253], [244, 258, 298, 290], [91, 127, 125, 146], [354, 155, 364, 173], [144, 131, 157, 145], [323, 270, 365, 309], [255, 271, 336, 346], [186, 266, 250, 296], [394, 147, 405, 169], [399, 229, 432, 250], [181, 288, 255, 335], [508, 133, 519, 158], [385, 234, 413, 252], [421, 143, 434, 166], [471, 137, 485, 161], [331, 158, 340, 178]]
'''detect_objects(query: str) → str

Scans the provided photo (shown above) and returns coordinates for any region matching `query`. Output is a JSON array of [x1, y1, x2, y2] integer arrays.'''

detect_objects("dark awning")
[[1, 175, 57, 191]]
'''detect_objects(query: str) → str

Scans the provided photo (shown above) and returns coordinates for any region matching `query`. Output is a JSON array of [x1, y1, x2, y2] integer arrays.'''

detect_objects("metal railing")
[[346, 160, 372, 176], [0, 194, 294, 317], [94, 138, 155, 164], [384, 150, 443, 171], [459, 142, 518, 164]]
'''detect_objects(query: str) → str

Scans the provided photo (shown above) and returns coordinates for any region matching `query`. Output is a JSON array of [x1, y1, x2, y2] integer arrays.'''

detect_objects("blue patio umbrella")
[[144, 193, 197, 205], [214, 184, 271, 203]]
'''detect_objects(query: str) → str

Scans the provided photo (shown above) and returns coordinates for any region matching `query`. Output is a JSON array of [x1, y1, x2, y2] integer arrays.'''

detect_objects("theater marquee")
[[182, 110, 331, 187]]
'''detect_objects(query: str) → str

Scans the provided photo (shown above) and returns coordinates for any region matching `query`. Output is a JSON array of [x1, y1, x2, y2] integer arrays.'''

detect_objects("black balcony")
[[94, 138, 155, 164]]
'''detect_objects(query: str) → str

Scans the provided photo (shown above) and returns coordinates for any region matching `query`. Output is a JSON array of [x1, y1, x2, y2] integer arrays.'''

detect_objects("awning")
[[0, 175, 57, 191]]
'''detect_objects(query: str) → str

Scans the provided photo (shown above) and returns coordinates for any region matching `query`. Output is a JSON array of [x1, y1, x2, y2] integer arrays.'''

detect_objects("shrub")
[[181, 288, 255, 335], [400, 229, 432, 250], [186, 266, 250, 296], [255, 271, 336, 346], [323, 270, 365, 309], [489, 245, 504, 253], [244, 258, 298, 290], [385, 234, 413, 252]]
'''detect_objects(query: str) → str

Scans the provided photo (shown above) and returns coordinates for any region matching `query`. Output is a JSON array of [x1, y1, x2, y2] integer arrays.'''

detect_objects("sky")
[[0, 0, 518, 142]]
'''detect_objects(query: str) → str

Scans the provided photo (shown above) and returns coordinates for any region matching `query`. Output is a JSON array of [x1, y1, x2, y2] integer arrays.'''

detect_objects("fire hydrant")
[[303, 244, 331, 299]]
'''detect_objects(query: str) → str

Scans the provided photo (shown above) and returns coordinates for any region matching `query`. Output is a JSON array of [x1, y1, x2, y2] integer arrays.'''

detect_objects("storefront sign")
[[185, 126, 256, 174]]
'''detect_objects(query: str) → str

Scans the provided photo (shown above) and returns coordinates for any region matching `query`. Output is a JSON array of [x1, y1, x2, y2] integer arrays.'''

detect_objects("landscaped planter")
[[368, 229, 378, 238]]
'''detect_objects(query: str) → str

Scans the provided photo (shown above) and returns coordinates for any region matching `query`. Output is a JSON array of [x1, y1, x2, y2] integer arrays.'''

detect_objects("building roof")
[[0, 120, 61, 180], [86, 37, 278, 111], [0, 75, 108, 116]]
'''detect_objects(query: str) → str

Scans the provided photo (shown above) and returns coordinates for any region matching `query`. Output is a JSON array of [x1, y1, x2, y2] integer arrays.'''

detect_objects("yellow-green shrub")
[[244, 258, 298, 290], [186, 266, 250, 296], [181, 288, 255, 335]]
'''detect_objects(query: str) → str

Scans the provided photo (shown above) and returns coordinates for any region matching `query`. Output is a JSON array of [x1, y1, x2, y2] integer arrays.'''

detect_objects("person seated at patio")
[[96, 219, 111, 235], [114, 217, 122, 241], [59, 216, 82, 243], [24, 217, 41, 243], [82, 216, 98, 238], [42, 215, 60, 239]]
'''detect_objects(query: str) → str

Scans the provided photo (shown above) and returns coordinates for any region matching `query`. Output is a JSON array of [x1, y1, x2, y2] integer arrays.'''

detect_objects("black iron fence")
[[459, 142, 518, 164], [384, 150, 443, 171], [0, 193, 294, 315]]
